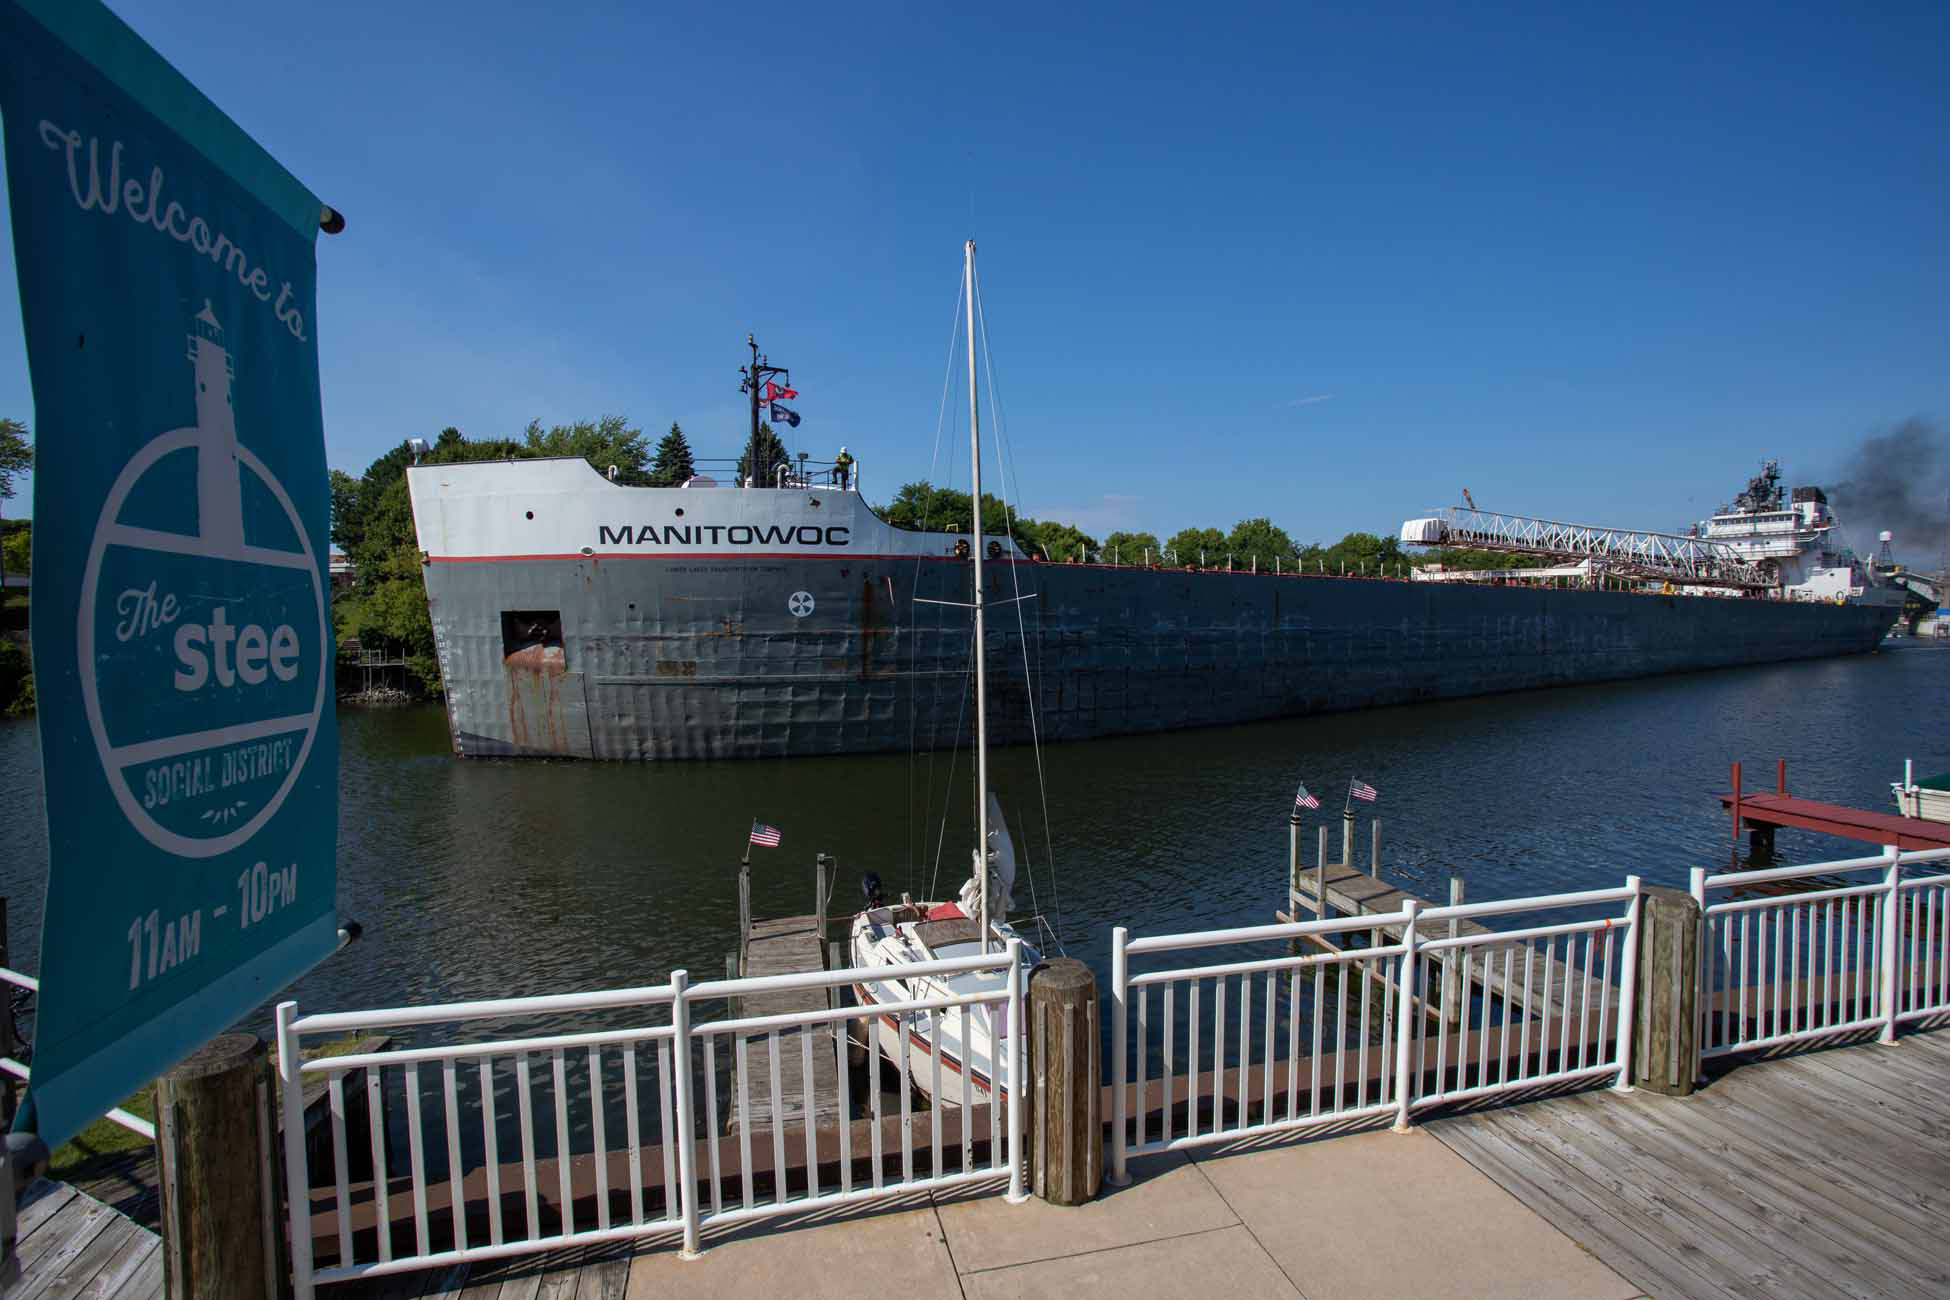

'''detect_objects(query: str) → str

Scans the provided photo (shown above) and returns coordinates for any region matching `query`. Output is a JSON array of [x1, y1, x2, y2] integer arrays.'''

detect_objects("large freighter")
[[404, 457, 1897, 760]]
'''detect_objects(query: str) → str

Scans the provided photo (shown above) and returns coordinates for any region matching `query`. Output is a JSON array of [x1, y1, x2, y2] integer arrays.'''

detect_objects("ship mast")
[[966, 239, 992, 954], [739, 335, 790, 487]]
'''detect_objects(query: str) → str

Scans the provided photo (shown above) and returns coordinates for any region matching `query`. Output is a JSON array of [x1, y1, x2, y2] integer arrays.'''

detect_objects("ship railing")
[[276, 944, 1025, 1297], [1691, 846, 1950, 1061], [671, 457, 855, 491], [1106, 880, 1642, 1184]]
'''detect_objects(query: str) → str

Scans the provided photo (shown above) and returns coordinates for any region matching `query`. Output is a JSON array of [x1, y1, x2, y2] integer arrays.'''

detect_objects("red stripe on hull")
[[852, 983, 1005, 1101]]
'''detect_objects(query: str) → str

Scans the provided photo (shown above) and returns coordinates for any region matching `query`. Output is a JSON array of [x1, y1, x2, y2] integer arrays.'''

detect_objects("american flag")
[[1293, 783, 1320, 811], [1349, 779, 1378, 803], [749, 821, 782, 848]]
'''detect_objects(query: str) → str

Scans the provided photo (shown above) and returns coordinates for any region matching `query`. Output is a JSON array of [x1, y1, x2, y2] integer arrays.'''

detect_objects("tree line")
[[1, 416, 33, 715], [882, 484, 1477, 576]]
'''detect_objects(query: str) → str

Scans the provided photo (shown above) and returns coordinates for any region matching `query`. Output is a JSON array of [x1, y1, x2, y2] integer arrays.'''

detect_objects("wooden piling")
[[1026, 958, 1099, 1205], [814, 853, 831, 941], [1370, 818, 1382, 878], [1633, 887, 1701, 1096], [1316, 827, 1329, 920], [1340, 811, 1354, 870], [738, 864, 752, 972], [155, 1033, 279, 1300]]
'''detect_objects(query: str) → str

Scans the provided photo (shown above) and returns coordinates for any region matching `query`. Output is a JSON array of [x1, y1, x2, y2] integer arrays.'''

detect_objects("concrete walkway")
[[614, 1123, 1640, 1300]]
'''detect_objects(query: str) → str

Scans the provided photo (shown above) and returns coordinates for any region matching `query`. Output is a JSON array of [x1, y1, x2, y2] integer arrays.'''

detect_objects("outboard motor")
[[861, 872, 884, 909]]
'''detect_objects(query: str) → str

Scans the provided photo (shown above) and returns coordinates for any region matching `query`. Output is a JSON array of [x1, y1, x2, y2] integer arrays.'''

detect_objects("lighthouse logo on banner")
[[78, 303, 328, 858]]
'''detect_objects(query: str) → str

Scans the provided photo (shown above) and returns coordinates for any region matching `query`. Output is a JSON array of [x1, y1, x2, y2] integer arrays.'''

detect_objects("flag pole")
[[738, 819, 755, 970]]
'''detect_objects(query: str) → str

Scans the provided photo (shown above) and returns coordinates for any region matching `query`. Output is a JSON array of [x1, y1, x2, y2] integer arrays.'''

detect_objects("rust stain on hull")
[[506, 643, 571, 753]]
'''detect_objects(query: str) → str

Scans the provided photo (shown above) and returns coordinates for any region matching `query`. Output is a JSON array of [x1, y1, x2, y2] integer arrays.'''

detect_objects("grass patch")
[[42, 1032, 379, 1181], [47, 1086, 154, 1180]]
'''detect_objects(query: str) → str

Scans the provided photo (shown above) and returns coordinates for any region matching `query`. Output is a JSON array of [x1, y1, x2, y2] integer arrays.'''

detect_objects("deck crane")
[[1400, 505, 1773, 589]]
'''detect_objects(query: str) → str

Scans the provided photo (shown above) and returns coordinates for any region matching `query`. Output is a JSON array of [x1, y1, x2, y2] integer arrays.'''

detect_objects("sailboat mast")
[[965, 238, 991, 954]]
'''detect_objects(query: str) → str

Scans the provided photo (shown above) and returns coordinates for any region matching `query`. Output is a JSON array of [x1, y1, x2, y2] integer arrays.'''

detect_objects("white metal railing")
[[0, 966, 156, 1142], [1692, 846, 1950, 1058], [1403, 883, 1640, 1114], [1108, 881, 1640, 1182], [277, 942, 1025, 1296]]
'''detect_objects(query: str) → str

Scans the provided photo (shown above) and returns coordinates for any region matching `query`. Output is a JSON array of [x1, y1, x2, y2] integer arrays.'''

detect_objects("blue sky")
[[3, 1, 1947, 556]]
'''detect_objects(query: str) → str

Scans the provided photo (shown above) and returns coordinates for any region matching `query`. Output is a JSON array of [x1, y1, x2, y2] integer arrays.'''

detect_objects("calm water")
[[1, 642, 1946, 1036]]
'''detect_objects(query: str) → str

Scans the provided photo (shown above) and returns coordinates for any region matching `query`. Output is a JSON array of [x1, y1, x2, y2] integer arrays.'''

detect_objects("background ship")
[[405, 456, 1898, 761]]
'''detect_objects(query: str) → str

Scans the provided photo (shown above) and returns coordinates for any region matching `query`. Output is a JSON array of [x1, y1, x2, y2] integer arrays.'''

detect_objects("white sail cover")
[[958, 793, 1019, 919]]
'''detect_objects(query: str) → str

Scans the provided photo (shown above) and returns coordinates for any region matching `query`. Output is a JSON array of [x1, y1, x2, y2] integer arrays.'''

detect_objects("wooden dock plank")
[[1432, 1029, 1950, 1300], [5, 1181, 160, 1300], [728, 913, 842, 1134]]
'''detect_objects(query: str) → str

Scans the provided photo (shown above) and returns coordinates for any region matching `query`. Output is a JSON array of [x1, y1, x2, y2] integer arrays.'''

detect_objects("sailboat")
[[847, 239, 1044, 1103]]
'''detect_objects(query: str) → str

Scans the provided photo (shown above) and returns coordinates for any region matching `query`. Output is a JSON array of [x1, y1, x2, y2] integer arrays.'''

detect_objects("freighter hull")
[[419, 552, 1890, 761]]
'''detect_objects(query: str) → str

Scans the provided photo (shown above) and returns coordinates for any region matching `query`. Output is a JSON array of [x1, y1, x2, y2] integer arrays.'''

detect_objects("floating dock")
[[1277, 816, 1590, 1021], [727, 860, 843, 1134]]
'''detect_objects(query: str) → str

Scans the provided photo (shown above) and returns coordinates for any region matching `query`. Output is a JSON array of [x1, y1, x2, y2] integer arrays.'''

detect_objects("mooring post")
[[1340, 810, 1353, 870], [1315, 826, 1329, 923], [1729, 760, 1743, 866], [1027, 958, 1100, 1205], [738, 864, 751, 972], [1632, 886, 1701, 1096], [814, 853, 830, 940], [1370, 818, 1382, 878], [156, 1033, 280, 1300], [1287, 816, 1303, 954]]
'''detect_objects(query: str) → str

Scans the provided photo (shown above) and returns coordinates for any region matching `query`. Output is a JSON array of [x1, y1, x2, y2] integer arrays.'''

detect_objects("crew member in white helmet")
[[833, 445, 855, 489]]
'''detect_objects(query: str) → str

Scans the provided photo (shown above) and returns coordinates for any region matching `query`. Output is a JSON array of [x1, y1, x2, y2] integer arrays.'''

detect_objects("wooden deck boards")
[[1430, 1026, 1950, 1300], [6, 1179, 161, 1299], [727, 914, 842, 1134]]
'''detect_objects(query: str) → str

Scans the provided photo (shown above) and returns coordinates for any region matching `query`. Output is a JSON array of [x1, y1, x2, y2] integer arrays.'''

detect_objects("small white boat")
[[850, 795, 1041, 1103], [846, 240, 1043, 1103], [1894, 759, 1950, 824]]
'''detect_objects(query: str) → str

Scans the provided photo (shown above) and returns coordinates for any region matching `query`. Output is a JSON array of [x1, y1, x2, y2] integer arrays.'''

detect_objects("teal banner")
[[1, 0, 337, 1147]]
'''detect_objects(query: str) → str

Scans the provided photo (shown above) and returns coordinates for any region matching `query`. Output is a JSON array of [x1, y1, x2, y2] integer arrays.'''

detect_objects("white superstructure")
[[1700, 462, 1903, 607]]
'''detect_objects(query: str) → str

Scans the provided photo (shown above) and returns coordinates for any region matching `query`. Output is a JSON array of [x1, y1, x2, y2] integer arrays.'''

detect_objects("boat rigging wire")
[[972, 260, 1068, 955], [907, 267, 972, 899]]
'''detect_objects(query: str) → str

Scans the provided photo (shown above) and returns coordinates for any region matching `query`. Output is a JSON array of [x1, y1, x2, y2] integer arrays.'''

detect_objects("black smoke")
[[1825, 418, 1950, 568]]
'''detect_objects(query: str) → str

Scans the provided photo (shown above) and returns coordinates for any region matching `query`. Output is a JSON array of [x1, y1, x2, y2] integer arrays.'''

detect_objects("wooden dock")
[[728, 913, 845, 1133], [1278, 840, 1589, 1022], [726, 857, 844, 1134], [1432, 1025, 1950, 1299], [6, 1179, 162, 1299]]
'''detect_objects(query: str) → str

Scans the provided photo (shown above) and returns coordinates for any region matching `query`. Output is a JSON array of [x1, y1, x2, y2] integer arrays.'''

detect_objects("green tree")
[[0, 418, 29, 501], [880, 482, 1013, 535], [1165, 527, 1226, 568], [649, 422, 696, 486], [1227, 517, 1298, 571], [523, 415, 650, 484], [1024, 520, 1098, 563], [1321, 530, 1408, 576], [1102, 531, 1162, 564], [3, 522, 29, 577], [735, 422, 793, 486], [0, 638, 31, 716]]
